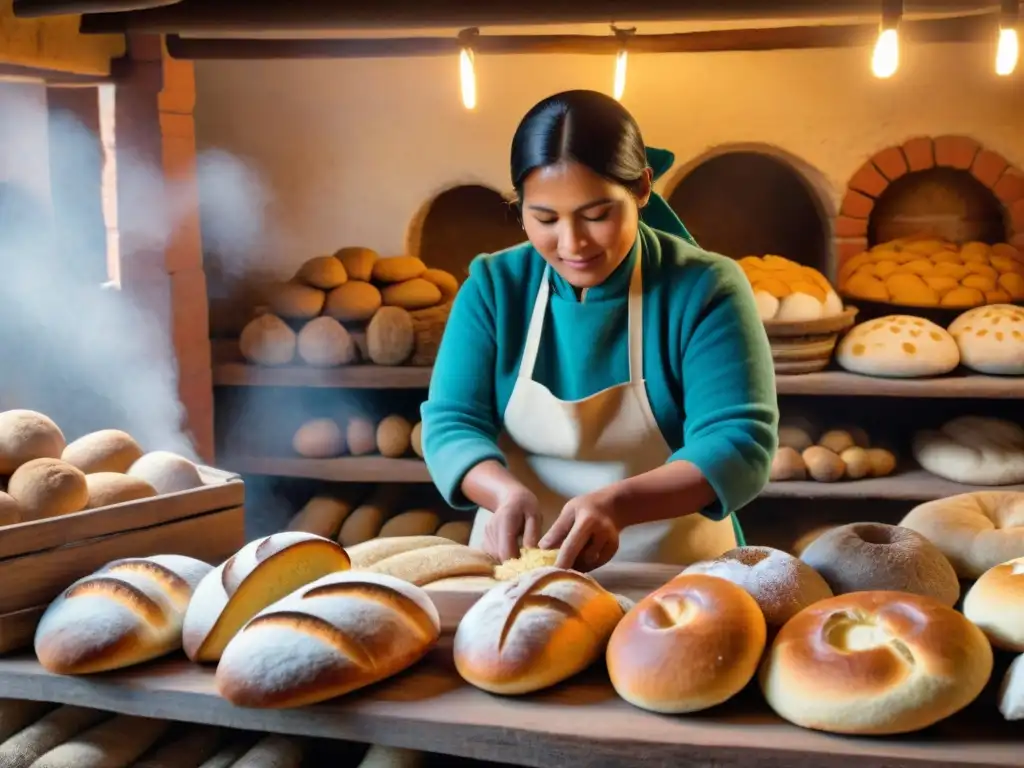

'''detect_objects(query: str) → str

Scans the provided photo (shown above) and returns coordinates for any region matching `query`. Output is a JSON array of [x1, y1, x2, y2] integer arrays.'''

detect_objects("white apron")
[[469, 243, 737, 565]]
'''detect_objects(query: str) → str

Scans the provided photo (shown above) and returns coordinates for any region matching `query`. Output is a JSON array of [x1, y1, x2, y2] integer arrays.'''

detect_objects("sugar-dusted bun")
[[454, 567, 623, 695], [85, 472, 157, 509], [7, 458, 89, 521], [606, 573, 766, 714], [0, 409, 66, 475], [760, 591, 993, 734], [182, 532, 351, 663], [800, 522, 960, 606], [949, 304, 1024, 375], [912, 416, 1024, 486], [963, 557, 1024, 651], [62, 429, 143, 475], [683, 546, 833, 629], [347, 535, 497, 586], [216, 570, 441, 708], [835, 315, 960, 378], [35, 555, 213, 674], [899, 491, 1024, 579], [128, 451, 203, 495], [999, 653, 1024, 720]]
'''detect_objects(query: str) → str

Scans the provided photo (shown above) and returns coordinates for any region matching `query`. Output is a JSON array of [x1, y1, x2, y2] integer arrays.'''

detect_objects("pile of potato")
[[771, 421, 897, 483], [239, 248, 459, 368], [0, 409, 204, 526], [290, 413, 423, 461]]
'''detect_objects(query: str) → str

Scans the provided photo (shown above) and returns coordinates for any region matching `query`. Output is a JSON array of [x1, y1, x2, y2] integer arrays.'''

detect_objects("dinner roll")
[[899, 491, 1024, 579], [85, 473, 157, 509], [962, 557, 1024, 651], [454, 567, 623, 695], [800, 523, 959, 606], [0, 492, 19, 526], [128, 451, 203, 495], [760, 591, 993, 734], [683, 547, 833, 629], [606, 574, 766, 714], [999, 653, 1024, 721], [61, 429, 143, 475], [912, 416, 1024, 486], [7, 458, 89, 521], [0, 409, 66, 475], [948, 304, 1024, 375], [835, 316, 960, 378]]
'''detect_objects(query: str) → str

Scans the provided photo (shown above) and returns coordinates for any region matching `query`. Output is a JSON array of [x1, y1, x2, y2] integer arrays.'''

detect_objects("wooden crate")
[[0, 465, 245, 653]]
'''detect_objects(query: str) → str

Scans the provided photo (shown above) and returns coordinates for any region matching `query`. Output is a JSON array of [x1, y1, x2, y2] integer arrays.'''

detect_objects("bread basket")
[[763, 307, 858, 375], [409, 301, 453, 366]]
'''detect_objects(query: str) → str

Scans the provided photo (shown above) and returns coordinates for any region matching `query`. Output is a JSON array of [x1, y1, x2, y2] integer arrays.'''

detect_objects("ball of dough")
[[323, 281, 382, 323], [802, 446, 845, 482], [334, 246, 379, 282], [346, 417, 377, 456], [295, 255, 348, 290], [949, 304, 1024, 375], [800, 522, 960, 606], [265, 281, 325, 319], [292, 419, 345, 458], [760, 591, 993, 735], [770, 447, 806, 481], [7, 458, 88, 521], [366, 307, 416, 366], [0, 492, 21, 526], [376, 416, 413, 458], [912, 416, 1024, 486], [296, 317, 359, 367], [127, 451, 203, 495], [85, 472, 158, 509], [683, 546, 833, 629], [0, 410, 66, 475], [62, 429, 143, 475], [962, 557, 1024, 651], [239, 314, 296, 366], [835, 315, 960, 378]]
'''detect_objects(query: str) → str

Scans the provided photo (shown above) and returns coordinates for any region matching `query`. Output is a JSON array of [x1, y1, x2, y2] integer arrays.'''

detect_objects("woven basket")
[[762, 307, 858, 375], [409, 301, 453, 366]]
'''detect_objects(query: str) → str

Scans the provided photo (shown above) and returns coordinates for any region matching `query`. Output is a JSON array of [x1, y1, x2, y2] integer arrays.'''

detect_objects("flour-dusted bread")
[[347, 535, 497, 586], [454, 567, 624, 695], [216, 571, 441, 708], [0, 706, 109, 767], [35, 555, 213, 674], [949, 304, 1024, 375], [182, 532, 351, 663], [963, 557, 1024, 651], [127, 451, 203, 495], [913, 416, 1024, 486], [835, 315, 960, 377], [31, 715, 170, 768]]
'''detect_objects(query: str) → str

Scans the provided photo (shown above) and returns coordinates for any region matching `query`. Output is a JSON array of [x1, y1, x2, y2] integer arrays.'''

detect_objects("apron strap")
[[517, 266, 551, 380]]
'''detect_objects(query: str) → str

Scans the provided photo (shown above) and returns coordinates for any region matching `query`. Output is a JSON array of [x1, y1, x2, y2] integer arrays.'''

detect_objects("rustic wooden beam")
[[0, 0, 126, 76], [12, 0, 174, 18], [0, 63, 115, 83]]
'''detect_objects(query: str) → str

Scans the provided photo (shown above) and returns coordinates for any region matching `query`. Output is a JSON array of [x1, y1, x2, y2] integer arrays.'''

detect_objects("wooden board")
[[221, 456, 431, 483], [775, 370, 1023, 399], [761, 469, 1024, 501]]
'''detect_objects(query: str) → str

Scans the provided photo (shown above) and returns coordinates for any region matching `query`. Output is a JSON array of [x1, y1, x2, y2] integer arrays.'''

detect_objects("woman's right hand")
[[482, 487, 542, 562]]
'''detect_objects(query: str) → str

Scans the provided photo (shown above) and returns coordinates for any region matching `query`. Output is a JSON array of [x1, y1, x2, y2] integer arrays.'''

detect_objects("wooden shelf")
[[220, 456, 431, 483], [762, 469, 1024, 501], [213, 363, 433, 389], [775, 370, 1021, 399]]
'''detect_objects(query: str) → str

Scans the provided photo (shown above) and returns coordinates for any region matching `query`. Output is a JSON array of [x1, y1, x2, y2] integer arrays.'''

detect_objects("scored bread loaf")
[[182, 532, 351, 663], [216, 571, 441, 708], [34, 555, 213, 674], [347, 535, 497, 586], [454, 567, 624, 695]]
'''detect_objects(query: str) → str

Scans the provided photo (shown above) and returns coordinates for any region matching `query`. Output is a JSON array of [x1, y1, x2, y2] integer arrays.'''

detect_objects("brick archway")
[[834, 135, 1024, 267]]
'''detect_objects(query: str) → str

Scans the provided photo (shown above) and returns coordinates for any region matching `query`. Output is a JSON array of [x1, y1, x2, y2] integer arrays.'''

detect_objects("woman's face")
[[520, 161, 651, 290]]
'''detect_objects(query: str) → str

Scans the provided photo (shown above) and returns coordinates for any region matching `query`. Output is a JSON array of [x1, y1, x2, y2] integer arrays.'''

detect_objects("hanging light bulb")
[[611, 26, 635, 102], [871, 0, 902, 78], [997, 0, 1020, 76], [458, 28, 479, 110]]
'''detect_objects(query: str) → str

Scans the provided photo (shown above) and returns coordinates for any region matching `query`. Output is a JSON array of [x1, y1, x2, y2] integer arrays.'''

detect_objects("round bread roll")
[[346, 417, 377, 456], [963, 557, 1024, 651], [337, 503, 385, 546], [292, 419, 345, 458], [265, 281, 325, 319], [454, 567, 624, 695], [379, 510, 441, 538], [371, 255, 427, 284], [296, 317, 358, 367], [800, 522, 960, 606], [62, 429, 143, 475], [381, 279, 442, 310], [607, 574, 766, 713], [736, 255, 843, 322], [835, 315, 960, 377], [999, 653, 1024, 721], [85, 472, 157, 509], [366, 306, 415, 366], [0, 409, 66, 475], [802, 446, 845, 482], [323, 281, 382, 323], [334, 246, 378, 282], [867, 447, 897, 476], [127, 451, 203, 495], [0, 492, 20, 526], [295, 255, 347, 290], [421, 268, 459, 301], [912, 416, 1024, 486], [949, 304, 1024, 375], [900, 491, 1024, 579], [777, 424, 814, 453], [287, 495, 353, 539], [7, 458, 88, 521], [435, 520, 471, 545], [770, 446, 806, 481], [760, 591, 993, 734], [819, 429, 856, 454], [410, 421, 423, 457], [377, 416, 412, 458], [683, 546, 833, 629], [839, 446, 871, 479], [239, 314, 296, 366]]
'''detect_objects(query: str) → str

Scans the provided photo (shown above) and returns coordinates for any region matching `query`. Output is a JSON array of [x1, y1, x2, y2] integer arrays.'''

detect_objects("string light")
[[872, 0, 903, 78], [997, 0, 1019, 76], [611, 27, 635, 101], [458, 28, 479, 110]]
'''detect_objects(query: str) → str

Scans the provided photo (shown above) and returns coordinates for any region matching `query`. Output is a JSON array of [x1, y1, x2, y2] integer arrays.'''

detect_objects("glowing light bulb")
[[613, 49, 628, 101], [872, 27, 899, 78], [459, 47, 476, 110], [996, 26, 1019, 76]]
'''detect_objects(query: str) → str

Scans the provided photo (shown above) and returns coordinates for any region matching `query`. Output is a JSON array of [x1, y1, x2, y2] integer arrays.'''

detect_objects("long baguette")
[[195, 736, 257, 768], [0, 705, 109, 768], [231, 735, 304, 768], [31, 715, 169, 768], [132, 725, 224, 767], [0, 700, 53, 743]]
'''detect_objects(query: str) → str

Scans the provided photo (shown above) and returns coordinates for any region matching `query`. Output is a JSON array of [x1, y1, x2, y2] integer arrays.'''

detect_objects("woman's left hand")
[[539, 490, 621, 572]]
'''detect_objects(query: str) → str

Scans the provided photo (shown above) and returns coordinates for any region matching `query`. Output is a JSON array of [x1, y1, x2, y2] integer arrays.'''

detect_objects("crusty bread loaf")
[[949, 304, 1024, 375], [963, 557, 1024, 651], [347, 535, 497, 585], [899, 491, 1024, 579], [434, 520, 471, 545], [195, 737, 255, 768], [182, 532, 351, 663], [999, 653, 1024, 721], [835, 316, 960, 378], [216, 571, 441, 708], [912, 416, 1024, 486], [0, 492, 19, 526], [378, 510, 440, 538], [35, 555, 213, 674], [7, 458, 88, 521], [454, 567, 623, 695], [31, 714, 169, 768], [0, 705, 109, 767], [607, 574, 766, 714], [760, 591, 993, 734]]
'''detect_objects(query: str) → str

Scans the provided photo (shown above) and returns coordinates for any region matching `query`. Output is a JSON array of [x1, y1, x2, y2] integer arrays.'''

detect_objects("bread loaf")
[[195, 737, 255, 768], [0, 706, 109, 767], [216, 571, 441, 708], [379, 510, 440, 538], [346, 417, 377, 456], [912, 416, 1024, 486], [324, 281, 382, 323], [288, 496, 353, 539], [835, 316, 960, 377], [292, 419, 345, 459], [420, 269, 459, 302], [266, 282, 325, 319], [296, 255, 347, 290], [132, 725, 224, 768], [84, 472, 157, 509], [348, 535, 496, 586], [949, 304, 1024, 375], [434, 520, 471, 545], [230, 735, 305, 768], [606, 574, 766, 713], [31, 714, 169, 768], [410, 422, 423, 457], [7, 458, 88, 521], [62, 430, 143, 475], [239, 314, 296, 366], [376, 416, 412, 457], [334, 247, 378, 282], [371, 256, 426, 284], [357, 745, 424, 768], [454, 567, 623, 694], [0, 409, 66, 475], [366, 307, 415, 366], [127, 451, 203, 495], [962, 557, 1024, 651], [0, 492, 20, 526], [296, 317, 359, 367], [182, 532, 351, 663], [35, 555, 213, 674]]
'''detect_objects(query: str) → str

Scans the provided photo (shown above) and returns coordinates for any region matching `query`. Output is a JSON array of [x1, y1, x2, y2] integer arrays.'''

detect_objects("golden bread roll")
[[346, 416, 377, 456], [347, 534, 497, 585], [494, 547, 559, 580], [84, 472, 157, 509], [866, 447, 897, 476], [292, 418, 345, 458], [35, 555, 213, 674], [420, 268, 459, 301], [900, 491, 1024, 579], [182, 532, 351, 663], [0, 409, 66, 475], [379, 509, 441, 538], [434, 519, 471, 545], [376, 415, 413, 457], [839, 446, 871, 479], [949, 304, 1024, 375], [410, 421, 423, 457], [683, 546, 833, 629], [371, 255, 427, 284], [818, 429, 856, 454], [381, 278, 443, 310], [287, 495, 353, 539], [777, 423, 815, 452], [963, 557, 1024, 651], [295, 255, 347, 290], [454, 567, 624, 695], [760, 591, 993, 734], [912, 416, 1024, 486], [338, 503, 386, 546], [334, 246, 379, 282], [296, 317, 359, 367], [737, 255, 842, 322], [265, 281, 325, 319], [128, 451, 203, 495], [999, 653, 1024, 721], [7, 458, 88, 521], [239, 314, 296, 366], [215, 571, 441, 708], [323, 281, 382, 323], [801, 446, 845, 482], [770, 446, 806, 481], [61, 429, 143, 475], [0, 491, 20, 526], [30, 714, 169, 768], [835, 315, 960, 377], [800, 522, 959, 605], [607, 574, 766, 713], [366, 306, 416, 366]]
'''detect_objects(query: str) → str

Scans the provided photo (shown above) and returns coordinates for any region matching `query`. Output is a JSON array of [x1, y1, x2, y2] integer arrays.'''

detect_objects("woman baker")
[[421, 90, 778, 571]]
